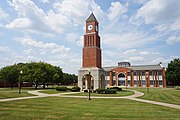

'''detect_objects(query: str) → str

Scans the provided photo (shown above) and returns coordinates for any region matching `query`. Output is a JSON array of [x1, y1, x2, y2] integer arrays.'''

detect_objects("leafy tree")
[[166, 58, 180, 86], [63, 73, 77, 85], [53, 66, 64, 86], [0, 64, 20, 89]]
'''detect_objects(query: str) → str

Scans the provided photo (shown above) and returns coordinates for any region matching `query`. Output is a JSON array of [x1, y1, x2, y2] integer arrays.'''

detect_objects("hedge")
[[96, 88, 117, 94], [56, 86, 68, 91], [71, 86, 80, 92]]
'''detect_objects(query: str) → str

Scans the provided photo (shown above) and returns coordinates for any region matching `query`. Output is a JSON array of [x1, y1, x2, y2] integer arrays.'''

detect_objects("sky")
[[0, 0, 180, 74]]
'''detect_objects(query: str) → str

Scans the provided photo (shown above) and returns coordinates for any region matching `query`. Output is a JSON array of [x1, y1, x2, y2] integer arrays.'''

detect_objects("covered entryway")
[[118, 73, 126, 86], [82, 74, 94, 90]]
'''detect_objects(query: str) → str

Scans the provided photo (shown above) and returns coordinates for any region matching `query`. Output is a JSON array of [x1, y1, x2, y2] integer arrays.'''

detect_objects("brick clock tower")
[[78, 13, 104, 90], [83, 13, 101, 68]]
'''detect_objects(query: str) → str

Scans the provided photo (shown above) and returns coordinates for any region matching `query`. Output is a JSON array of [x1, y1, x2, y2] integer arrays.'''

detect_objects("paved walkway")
[[0, 89, 180, 110]]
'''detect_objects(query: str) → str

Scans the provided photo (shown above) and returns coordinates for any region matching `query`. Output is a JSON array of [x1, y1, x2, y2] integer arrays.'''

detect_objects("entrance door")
[[118, 73, 126, 86]]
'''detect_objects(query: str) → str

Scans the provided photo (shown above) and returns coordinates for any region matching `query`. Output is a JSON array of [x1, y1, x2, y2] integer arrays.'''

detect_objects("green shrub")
[[105, 89, 116, 94], [56, 86, 68, 91], [93, 90, 96, 93], [84, 89, 88, 93], [71, 86, 80, 92], [110, 87, 122, 91], [96, 88, 116, 94], [96, 88, 105, 94]]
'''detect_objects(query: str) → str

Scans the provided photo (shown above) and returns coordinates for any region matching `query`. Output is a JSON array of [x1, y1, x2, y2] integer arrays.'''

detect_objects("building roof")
[[86, 13, 98, 22], [127, 65, 162, 71], [103, 64, 163, 71]]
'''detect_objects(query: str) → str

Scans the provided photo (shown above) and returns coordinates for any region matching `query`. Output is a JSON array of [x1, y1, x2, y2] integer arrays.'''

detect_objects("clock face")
[[88, 25, 93, 30]]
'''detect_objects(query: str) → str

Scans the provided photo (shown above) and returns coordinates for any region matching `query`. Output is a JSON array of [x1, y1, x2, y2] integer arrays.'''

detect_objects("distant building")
[[78, 13, 166, 90]]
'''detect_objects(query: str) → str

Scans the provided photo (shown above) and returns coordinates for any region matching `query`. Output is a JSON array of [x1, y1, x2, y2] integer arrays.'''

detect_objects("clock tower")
[[78, 13, 104, 91], [83, 13, 101, 68]]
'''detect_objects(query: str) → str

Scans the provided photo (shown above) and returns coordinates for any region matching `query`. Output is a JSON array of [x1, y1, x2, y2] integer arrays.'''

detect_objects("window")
[[128, 72, 131, 76], [106, 80, 110, 84], [149, 71, 152, 75], [128, 80, 131, 85], [113, 80, 116, 86], [112, 72, 116, 76], [159, 81, 163, 85], [142, 80, 146, 85], [142, 71, 145, 75], [150, 80, 153, 85], [133, 71, 136, 76], [106, 72, 110, 76], [158, 71, 162, 75], [134, 80, 137, 85]]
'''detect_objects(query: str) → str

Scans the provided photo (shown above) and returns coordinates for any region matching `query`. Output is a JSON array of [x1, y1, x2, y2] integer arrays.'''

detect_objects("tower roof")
[[86, 13, 98, 22]]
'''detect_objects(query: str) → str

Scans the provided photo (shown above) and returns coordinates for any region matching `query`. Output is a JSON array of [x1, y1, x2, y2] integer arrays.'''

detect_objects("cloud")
[[136, 0, 180, 24], [0, 46, 10, 53], [107, 2, 128, 22], [125, 56, 144, 62], [38, 0, 49, 3], [23, 49, 36, 55], [0, 8, 8, 20], [166, 36, 180, 45], [5, 0, 104, 35], [18, 37, 70, 53]]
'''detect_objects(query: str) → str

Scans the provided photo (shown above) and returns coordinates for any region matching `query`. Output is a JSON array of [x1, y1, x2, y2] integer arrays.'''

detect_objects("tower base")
[[78, 67, 105, 91]]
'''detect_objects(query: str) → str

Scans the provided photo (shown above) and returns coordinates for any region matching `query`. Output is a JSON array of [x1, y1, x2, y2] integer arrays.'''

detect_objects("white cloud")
[[38, 0, 49, 3], [125, 56, 144, 62], [5, 0, 104, 35], [166, 36, 180, 45], [5, 18, 31, 29], [123, 49, 137, 55], [0, 46, 10, 53], [23, 49, 36, 55], [0, 8, 8, 20], [136, 0, 180, 24], [107, 2, 128, 22], [18, 37, 70, 53]]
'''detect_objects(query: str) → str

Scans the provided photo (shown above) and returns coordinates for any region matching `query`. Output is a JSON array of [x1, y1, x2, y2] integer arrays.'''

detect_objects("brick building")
[[78, 13, 166, 90]]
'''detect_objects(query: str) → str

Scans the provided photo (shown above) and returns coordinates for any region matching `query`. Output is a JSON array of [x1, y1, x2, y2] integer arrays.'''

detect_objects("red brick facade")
[[82, 14, 101, 68]]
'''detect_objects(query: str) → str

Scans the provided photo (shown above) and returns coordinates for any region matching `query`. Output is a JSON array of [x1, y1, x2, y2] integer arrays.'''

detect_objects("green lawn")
[[132, 88, 180, 105], [0, 88, 36, 99], [0, 97, 179, 120], [68, 90, 134, 97], [39, 89, 69, 94]]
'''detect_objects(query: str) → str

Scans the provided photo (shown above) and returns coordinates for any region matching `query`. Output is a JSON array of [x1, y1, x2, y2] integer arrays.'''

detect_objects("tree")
[[0, 64, 20, 89], [63, 73, 77, 85], [53, 66, 64, 86], [166, 58, 180, 86]]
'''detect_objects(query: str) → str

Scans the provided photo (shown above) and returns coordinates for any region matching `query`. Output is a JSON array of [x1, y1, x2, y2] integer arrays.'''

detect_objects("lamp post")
[[19, 70, 23, 94], [88, 70, 91, 100]]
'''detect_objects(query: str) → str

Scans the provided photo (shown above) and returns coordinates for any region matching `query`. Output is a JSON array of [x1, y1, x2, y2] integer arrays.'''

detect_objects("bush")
[[71, 86, 80, 92], [84, 89, 88, 93], [56, 86, 68, 91], [96, 88, 105, 94], [105, 89, 116, 94], [96, 88, 116, 94], [93, 90, 96, 93], [110, 87, 122, 91]]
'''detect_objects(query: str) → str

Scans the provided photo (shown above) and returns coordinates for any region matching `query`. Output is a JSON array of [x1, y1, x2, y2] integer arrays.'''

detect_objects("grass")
[[68, 90, 134, 97], [132, 88, 180, 105], [0, 97, 179, 120], [39, 89, 69, 94], [0, 88, 36, 99]]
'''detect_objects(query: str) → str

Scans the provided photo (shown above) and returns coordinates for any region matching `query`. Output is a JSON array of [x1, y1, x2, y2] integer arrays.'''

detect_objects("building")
[[78, 13, 166, 90]]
